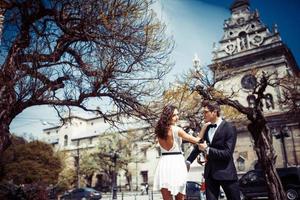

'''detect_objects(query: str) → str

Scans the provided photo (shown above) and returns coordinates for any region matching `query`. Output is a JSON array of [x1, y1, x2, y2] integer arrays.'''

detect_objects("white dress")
[[153, 125, 187, 195]]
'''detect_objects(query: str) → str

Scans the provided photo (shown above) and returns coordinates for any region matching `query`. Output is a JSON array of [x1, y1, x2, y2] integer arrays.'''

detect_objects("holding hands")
[[198, 140, 208, 152]]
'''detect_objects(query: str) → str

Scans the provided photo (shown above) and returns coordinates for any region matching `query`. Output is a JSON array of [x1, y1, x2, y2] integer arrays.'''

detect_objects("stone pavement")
[[101, 191, 163, 200]]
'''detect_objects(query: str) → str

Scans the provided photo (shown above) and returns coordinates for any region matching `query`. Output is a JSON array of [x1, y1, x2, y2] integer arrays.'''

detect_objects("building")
[[43, 113, 162, 190], [210, 0, 300, 172], [0, 5, 5, 43]]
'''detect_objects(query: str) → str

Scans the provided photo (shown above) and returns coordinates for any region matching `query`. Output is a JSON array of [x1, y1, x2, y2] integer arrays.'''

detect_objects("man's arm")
[[186, 145, 201, 164]]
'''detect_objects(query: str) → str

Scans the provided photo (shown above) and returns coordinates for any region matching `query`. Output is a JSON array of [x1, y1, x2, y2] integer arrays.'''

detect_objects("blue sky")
[[157, 0, 300, 81], [9, 0, 300, 140]]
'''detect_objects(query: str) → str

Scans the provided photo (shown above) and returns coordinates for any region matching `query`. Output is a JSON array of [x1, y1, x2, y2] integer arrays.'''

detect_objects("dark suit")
[[187, 120, 241, 200]]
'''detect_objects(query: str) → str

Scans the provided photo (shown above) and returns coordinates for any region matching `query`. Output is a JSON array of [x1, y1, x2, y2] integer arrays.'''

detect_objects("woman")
[[153, 105, 207, 200]]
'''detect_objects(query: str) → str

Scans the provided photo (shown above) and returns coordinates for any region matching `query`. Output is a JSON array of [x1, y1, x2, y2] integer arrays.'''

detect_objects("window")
[[142, 148, 147, 158], [89, 138, 93, 144], [140, 171, 148, 184], [247, 95, 256, 108], [64, 135, 68, 146], [264, 93, 274, 110]]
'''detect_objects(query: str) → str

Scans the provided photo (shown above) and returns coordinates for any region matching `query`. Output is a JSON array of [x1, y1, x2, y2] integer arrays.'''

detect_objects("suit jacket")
[[187, 120, 238, 181]]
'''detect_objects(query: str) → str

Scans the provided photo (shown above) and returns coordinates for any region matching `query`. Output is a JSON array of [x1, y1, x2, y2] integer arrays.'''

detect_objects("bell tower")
[[210, 0, 299, 112], [209, 0, 300, 169]]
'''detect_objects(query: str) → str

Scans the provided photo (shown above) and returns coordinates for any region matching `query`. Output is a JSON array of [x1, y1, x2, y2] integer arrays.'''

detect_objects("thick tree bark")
[[0, 85, 16, 154], [0, 128, 11, 156]]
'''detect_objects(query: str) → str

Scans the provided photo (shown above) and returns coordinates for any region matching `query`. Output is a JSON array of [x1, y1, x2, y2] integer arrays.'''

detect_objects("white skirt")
[[153, 154, 187, 195]]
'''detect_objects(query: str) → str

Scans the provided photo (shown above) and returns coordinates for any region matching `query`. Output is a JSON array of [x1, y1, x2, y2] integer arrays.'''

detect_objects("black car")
[[61, 187, 102, 200], [239, 167, 300, 200], [186, 181, 202, 200]]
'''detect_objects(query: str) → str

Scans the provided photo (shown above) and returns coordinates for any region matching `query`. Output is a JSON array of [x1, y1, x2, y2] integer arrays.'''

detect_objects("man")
[[186, 100, 241, 200]]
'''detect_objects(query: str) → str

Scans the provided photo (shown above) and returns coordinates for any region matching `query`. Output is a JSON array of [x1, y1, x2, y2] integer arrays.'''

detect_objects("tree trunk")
[[248, 114, 287, 200], [0, 126, 11, 156], [0, 84, 18, 155], [0, 110, 13, 155]]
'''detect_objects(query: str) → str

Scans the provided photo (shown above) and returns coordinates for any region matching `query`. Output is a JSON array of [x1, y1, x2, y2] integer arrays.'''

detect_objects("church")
[[210, 0, 300, 171]]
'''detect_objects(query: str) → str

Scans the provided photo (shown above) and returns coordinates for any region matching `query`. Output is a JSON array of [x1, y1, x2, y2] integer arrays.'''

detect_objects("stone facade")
[[0, 8, 4, 43], [210, 0, 300, 173]]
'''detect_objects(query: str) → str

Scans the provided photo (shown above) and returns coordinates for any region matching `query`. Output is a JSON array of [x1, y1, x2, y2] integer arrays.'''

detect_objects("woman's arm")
[[178, 127, 200, 144]]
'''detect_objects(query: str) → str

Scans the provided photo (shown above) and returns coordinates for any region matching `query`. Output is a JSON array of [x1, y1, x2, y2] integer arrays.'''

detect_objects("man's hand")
[[198, 140, 208, 151]]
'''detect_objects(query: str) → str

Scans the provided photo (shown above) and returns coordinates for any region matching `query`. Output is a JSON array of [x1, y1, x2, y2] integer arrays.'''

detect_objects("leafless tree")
[[279, 75, 300, 114], [187, 63, 300, 200], [0, 0, 173, 154]]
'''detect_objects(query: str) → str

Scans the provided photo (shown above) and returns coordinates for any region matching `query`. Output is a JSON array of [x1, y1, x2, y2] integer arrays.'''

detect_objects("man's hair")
[[202, 100, 220, 116]]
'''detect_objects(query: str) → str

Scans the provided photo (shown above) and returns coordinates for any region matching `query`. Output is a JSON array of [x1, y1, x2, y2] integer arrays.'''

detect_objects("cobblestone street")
[[101, 191, 163, 200], [100, 191, 228, 200]]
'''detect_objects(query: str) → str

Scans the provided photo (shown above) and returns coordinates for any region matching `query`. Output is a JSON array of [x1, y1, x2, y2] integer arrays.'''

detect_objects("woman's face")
[[170, 109, 179, 125]]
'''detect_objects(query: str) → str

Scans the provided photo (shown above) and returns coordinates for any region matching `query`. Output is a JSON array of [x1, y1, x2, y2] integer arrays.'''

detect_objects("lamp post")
[[111, 152, 119, 200], [271, 125, 290, 168], [118, 173, 121, 192]]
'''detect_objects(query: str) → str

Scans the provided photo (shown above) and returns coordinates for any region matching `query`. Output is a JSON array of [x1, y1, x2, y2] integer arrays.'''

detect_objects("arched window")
[[265, 93, 274, 110], [64, 135, 68, 146], [239, 31, 248, 50], [247, 95, 256, 108]]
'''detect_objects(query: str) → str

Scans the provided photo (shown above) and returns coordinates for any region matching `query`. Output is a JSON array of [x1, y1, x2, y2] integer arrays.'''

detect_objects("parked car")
[[60, 187, 102, 200], [186, 181, 202, 200], [239, 167, 300, 200]]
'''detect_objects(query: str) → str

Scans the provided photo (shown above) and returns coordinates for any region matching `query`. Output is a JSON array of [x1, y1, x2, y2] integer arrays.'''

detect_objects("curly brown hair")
[[155, 105, 177, 140]]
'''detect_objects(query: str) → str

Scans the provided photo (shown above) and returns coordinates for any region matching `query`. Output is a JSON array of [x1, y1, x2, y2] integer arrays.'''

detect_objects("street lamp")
[[118, 173, 121, 192], [271, 125, 291, 168], [111, 152, 119, 200]]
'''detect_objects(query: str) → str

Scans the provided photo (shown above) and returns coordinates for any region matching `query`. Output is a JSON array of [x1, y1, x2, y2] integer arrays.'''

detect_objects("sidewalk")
[[101, 191, 163, 200]]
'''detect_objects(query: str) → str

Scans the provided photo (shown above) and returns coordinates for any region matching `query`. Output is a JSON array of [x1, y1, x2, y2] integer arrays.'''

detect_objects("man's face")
[[203, 106, 217, 123]]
